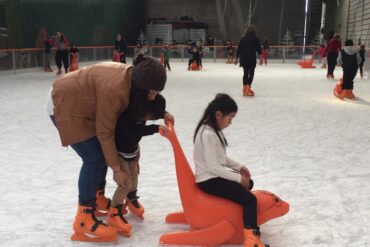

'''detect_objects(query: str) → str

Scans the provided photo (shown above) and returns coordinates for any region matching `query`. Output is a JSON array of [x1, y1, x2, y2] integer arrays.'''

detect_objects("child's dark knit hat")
[[132, 53, 167, 91]]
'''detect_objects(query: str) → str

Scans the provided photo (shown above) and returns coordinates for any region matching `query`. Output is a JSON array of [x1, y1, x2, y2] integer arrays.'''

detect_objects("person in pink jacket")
[[46, 54, 174, 242]]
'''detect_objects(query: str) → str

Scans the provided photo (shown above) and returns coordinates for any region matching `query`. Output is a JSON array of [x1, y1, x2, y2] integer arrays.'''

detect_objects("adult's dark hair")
[[244, 25, 257, 36], [126, 85, 151, 121], [193, 93, 238, 147], [345, 39, 354, 46]]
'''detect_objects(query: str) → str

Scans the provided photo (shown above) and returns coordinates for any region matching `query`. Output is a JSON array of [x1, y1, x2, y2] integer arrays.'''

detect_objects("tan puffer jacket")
[[52, 62, 132, 169]]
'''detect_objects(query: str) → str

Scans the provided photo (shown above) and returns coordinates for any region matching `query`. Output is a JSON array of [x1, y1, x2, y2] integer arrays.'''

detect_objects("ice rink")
[[0, 60, 370, 247]]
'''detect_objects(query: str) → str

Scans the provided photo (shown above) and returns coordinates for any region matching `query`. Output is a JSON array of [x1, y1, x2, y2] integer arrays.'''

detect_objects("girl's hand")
[[240, 166, 251, 179], [164, 112, 175, 125], [241, 176, 250, 189]]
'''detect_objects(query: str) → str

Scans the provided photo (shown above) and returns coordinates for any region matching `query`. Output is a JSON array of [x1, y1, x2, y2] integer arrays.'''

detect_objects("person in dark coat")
[[235, 25, 263, 96], [335, 39, 361, 100], [358, 44, 366, 78], [54, 32, 69, 75], [115, 33, 128, 64]]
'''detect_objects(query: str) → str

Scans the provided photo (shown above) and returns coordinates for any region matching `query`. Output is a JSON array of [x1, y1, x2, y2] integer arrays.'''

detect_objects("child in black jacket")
[[107, 94, 169, 236], [335, 39, 361, 100]]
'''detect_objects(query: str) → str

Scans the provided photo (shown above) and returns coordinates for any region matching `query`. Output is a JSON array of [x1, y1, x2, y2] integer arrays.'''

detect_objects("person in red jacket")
[[325, 34, 341, 79]]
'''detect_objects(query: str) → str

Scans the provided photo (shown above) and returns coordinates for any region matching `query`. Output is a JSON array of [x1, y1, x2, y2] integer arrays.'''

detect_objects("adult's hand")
[[113, 170, 127, 187], [164, 112, 175, 125]]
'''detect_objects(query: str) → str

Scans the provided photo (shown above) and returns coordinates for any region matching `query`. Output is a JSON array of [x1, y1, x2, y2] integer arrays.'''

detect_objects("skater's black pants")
[[120, 54, 126, 64], [327, 52, 338, 76], [188, 58, 193, 67], [342, 66, 358, 89], [164, 59, 171, 70], [359, 62, 364, 75], [197, 177, 258, 229], [242, 63, 256, 86], [55, 50, 69, 71]]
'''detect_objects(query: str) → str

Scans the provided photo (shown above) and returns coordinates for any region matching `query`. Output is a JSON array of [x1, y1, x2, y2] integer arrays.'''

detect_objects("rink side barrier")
[[0, 45, 368, 74]]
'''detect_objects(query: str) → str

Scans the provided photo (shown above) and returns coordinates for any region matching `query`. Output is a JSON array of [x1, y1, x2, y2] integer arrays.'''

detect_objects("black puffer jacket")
[[236, 34, 262, 65]]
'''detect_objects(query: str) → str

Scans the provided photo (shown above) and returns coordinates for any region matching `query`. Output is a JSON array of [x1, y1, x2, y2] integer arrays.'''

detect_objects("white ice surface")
[[0, 61, 370, 247]]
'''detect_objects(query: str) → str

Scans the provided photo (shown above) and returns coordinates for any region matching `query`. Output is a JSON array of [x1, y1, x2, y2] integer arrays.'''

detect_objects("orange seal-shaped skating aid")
[[159, 123, 289, 246]]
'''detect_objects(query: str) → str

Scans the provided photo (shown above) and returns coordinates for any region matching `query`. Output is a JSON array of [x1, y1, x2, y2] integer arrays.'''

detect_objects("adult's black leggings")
[[197, 177, 257, 229], [120, 54, 126, 64], [359, 62, 364, 75], [242, 64, 256, 86], [55, 50, 69, 70], [327, 52, 338, 76]]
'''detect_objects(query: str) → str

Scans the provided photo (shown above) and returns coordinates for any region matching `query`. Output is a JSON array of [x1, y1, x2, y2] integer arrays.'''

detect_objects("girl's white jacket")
[[193, 124, 243, 183]]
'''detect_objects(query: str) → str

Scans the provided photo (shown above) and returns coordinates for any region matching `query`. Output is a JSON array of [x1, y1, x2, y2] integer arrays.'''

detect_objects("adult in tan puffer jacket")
[[47, 54, 173, 242]]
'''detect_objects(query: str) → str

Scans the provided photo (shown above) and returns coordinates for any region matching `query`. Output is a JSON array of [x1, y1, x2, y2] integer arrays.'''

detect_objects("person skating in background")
[[196, 40, 203, 68], [115, 34, 128, 64], [69, 44, 79, 72], [193, 93, 264, 247], [261, 37, 269, 65], [334, 39, 361, 100], [226, 40, 234, 63], [235, 25, 263, 96], [325, 33, 341, 79], [315, 44, 327, 68], [188, 44, 201, 70], [162, 45, 171, 71], [358, 44, 366, 78], [109, 94, 170, 236], [43, 36, 54, 72], [55, 32, 69, 75]]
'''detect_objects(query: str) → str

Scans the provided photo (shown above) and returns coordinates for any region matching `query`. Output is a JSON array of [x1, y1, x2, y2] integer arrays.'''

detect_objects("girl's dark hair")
[[345, 39, 354, 46], [193, 93, 238, 147]]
